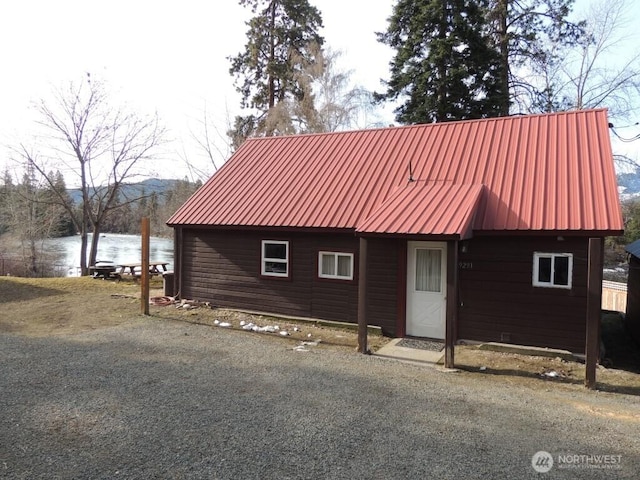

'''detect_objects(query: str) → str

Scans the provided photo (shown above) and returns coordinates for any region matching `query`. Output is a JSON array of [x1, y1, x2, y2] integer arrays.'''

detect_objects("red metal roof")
[[168, 109, 623, 236]]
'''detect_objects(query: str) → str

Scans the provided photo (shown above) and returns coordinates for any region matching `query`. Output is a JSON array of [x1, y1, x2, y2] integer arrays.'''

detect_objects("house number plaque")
[[459, 262, 473, 269]]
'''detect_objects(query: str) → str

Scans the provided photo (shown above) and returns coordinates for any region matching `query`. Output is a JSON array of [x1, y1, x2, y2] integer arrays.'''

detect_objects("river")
[[45, 233, 174, 276]]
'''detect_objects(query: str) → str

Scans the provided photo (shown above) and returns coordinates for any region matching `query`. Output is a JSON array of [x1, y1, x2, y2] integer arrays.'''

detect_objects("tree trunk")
[[28, 237, 37, 277], [266, 0, 277, 135], [497, 0, 510, 116], [79, 230, 89, 275], [89, 224, 102, 268], [436, 1, 448, 121]]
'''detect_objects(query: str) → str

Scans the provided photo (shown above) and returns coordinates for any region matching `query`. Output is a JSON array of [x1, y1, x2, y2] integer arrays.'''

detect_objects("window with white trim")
[[261, 240, 289, 277], [318, 251, 354, 280], [533, 252, 573, 289]]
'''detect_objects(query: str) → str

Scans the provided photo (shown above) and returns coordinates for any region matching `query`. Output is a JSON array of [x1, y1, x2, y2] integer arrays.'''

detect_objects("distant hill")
[[67, 173, 640, 203], [615, 155, 640, 200], [68, 178, 182, 204], [618, 168, 640, 200]]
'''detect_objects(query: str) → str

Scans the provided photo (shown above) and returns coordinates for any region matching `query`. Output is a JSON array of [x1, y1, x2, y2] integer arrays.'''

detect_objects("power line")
[[609, 123, 640, 142]]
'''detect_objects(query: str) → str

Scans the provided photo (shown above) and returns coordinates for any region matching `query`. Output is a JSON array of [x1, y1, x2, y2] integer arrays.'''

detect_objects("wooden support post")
[[445, 240, 458, 368], [174, 227, 182, 299], [357, 237, 368, 354], [585, 237, 603, 389], [141, 217, 150, 315]]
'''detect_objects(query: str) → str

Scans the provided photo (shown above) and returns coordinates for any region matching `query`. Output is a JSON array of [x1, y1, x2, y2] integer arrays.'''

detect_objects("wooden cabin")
[[168, 109, 623, 354]]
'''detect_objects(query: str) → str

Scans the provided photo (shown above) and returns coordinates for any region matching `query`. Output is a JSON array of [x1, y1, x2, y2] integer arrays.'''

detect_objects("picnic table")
[[118, 261, 170, 277], [90, 262, 118, 279]]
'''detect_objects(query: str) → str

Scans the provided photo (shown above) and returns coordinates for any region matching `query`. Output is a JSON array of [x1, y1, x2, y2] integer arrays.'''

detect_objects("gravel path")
[[1, 317, 638, 479]]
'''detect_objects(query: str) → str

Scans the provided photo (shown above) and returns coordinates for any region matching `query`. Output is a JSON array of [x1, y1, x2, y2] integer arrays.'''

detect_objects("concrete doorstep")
[[374, 338, 445, 365], [374, 339, 579, 367]]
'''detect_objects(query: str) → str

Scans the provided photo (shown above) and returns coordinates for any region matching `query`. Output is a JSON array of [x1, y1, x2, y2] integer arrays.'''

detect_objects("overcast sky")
[[0, 0, 395, 184], [0, 0, 638, 185]]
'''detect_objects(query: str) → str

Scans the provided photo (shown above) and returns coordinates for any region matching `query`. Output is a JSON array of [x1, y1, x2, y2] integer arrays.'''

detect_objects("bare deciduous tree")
[[527, 0, 640, 120], [185, 102, 235, 179], [269, 44, 380, 134], [488, 0, 585, 115], [0, 160, 68, 276], [15, 75, 166, 275], [297, 45, 376, 132], [560, 0, 640, 120]]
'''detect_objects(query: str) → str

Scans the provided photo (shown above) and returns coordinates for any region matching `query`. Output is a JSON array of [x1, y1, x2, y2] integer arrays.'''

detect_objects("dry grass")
[[0, 276, 388, 350], [0, 276, 145, 336], [1, 276, 639, 395], [453, 345, 640, 396]]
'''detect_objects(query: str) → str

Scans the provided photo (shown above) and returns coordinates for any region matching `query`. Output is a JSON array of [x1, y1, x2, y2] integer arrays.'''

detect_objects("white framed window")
[[318, 251, 354, 280], [533, 252, 573, 289], [261, 240, 289, 277]]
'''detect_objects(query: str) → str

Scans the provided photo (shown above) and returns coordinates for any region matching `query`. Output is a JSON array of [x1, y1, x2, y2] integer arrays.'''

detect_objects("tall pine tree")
[[376, 0, 504, 124], [228, 0, 324, 147]]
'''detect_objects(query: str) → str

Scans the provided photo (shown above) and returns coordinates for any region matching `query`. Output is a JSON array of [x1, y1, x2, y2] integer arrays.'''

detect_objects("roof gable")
[[168, 109, 623, 236], [356, 183, 484, 239]]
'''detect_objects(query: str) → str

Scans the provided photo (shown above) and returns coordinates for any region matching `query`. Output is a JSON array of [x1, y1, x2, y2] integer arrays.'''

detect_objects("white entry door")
[[406, 241, 447, 339]]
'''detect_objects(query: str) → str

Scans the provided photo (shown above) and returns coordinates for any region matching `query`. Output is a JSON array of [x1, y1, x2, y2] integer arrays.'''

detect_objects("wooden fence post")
[[141, 217, 150, 315]]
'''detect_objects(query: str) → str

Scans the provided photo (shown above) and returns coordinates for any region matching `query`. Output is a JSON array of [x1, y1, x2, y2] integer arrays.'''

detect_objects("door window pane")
[[416, 248, 441, 292]]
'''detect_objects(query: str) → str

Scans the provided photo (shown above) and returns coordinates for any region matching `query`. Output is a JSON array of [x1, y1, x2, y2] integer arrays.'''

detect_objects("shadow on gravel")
[[0, 278, 63, 304]]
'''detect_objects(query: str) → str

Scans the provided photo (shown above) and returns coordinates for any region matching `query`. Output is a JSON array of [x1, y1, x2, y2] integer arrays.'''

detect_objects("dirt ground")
[[1, 276, 639, 395], [0, 276, 389, 350]]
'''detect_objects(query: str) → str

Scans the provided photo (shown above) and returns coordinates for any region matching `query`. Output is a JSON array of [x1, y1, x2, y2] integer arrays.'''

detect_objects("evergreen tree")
[[228, 0, 324, 147], [621, 198, 640, 245], [0, 169, 14, 235], [376, 0, 504, 124], [46, 171, 76, 237]]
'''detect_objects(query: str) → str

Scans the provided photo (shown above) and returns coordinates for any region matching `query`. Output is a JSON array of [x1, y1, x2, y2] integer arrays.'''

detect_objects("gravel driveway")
[[1, 317, 638, 479]]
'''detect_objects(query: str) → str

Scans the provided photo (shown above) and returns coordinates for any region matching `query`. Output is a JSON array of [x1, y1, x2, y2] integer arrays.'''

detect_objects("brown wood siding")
[[180, 230, 362, 323], [457, 236, 590, 353], [310, 233, 360, 323], [365, 238, 400, 336], [625, 256, 640, 344]]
